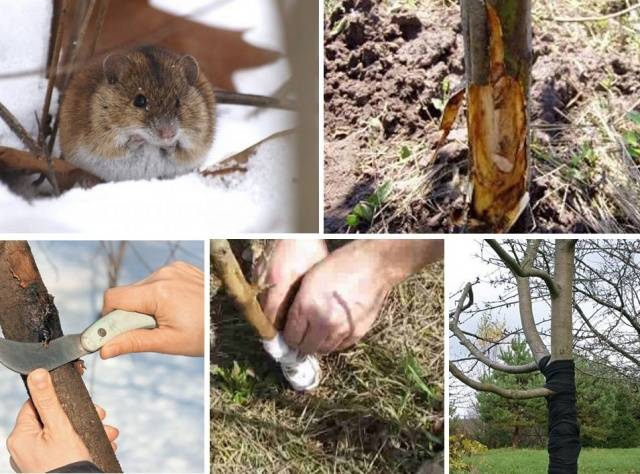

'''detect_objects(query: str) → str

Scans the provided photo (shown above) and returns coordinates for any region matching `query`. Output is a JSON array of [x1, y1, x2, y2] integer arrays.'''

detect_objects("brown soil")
[[324, 0, 640, 233]]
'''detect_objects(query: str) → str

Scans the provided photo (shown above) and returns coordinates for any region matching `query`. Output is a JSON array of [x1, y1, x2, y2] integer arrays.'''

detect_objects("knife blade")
[[0, 310, 156, 374]]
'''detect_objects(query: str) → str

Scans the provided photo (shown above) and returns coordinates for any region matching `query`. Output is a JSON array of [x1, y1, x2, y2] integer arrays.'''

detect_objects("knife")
[[0, 310, 157, 374]]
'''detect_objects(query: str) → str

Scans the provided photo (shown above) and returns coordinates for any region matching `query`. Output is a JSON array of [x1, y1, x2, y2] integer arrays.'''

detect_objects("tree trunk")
[[461, 0, 532, 231], [539, 240, 580, 474], [0, 242, 122, 473]]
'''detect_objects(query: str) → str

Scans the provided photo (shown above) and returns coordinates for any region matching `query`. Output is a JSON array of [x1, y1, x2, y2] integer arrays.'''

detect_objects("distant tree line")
[[453, 338, 640, 449]]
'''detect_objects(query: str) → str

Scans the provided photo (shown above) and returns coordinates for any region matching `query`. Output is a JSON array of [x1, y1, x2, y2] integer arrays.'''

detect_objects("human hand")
[[100, 261, 204, 358], [282, 239, 443, 354], [258, 240, 329, 330], [7, 369, 119, 473]]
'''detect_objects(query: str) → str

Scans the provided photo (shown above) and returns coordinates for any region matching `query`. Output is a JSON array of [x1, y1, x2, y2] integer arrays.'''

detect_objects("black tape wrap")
[[538, 356, 581, 474]]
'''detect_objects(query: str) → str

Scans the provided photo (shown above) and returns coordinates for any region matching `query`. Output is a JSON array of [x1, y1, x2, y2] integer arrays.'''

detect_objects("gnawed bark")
[[461, 0, 532, 231], [0, 242, 121, 473]]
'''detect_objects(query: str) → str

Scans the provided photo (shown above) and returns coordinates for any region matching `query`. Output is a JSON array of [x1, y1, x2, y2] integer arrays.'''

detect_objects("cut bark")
[[0, 242, 121, 473], [461, 0, 532, 231]]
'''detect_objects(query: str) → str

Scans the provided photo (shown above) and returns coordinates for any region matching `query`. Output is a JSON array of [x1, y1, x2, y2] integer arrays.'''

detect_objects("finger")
[[282, 302, 309, 349], [319, 330, 350, 354], [102, 284, 158, 316], [297, 320, 331, 356], [260, 283, 287, 325], [95, 404, 106, 420], [104, 425, 119, 442], [26, 369, 69, 430], [9, 456, 20, 473], [100, 328, 171, 359], [13, 400, 40, 431], [336, 335, 359, 352]]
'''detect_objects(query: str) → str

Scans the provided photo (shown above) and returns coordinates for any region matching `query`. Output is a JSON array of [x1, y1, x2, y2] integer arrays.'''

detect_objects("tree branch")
[[210, 239, 276, 340], [0, 101, 40, 154], [574, 303, 640, 368], [487, 239, 559, 297], [450, 363, 552, 399], [451, 283, 539, 373]]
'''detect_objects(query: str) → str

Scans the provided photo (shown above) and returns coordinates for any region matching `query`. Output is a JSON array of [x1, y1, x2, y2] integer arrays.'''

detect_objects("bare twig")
[[40, 0, 66, 149], [88, 0, 110, 60], [0, 101, 40, 154], [542, 3, 640, 22], [39, 0, 69, 195], [48, 0, 97, 157], [0, 0, 232, 81], [215, 90, 296, 110]]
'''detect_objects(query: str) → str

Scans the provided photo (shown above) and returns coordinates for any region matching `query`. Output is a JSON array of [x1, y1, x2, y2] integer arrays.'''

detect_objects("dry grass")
[[327, 0, 640, 233], [211, 261, 444, 473]]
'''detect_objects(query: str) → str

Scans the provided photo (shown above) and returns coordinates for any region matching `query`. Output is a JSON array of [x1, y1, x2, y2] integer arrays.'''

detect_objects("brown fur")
[[60, 46, 215, 167]]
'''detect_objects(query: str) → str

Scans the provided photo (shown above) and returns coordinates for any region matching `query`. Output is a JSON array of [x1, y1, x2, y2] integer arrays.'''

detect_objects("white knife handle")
[[80, 310, 157, 353]]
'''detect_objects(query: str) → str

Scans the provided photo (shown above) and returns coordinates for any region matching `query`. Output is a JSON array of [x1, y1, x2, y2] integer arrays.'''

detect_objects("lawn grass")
[[211, 252, 444, 473], [457, 447, 640, 474]]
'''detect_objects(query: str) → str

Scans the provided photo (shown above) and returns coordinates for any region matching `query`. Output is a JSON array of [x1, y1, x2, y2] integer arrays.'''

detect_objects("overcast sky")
[[447, 238, 552, 416]]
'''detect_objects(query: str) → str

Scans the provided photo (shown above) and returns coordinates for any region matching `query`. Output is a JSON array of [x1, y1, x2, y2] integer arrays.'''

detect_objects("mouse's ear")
[[178, 55, 199, 86], [103, 54, 131, 84]]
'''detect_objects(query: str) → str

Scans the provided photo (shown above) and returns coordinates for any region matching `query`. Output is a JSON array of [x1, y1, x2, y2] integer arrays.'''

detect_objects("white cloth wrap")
[[262, 333, 321, 391]]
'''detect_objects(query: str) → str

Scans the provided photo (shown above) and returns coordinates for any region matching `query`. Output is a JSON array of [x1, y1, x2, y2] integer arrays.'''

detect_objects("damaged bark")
[[0, 242, 122, 473], [461, 0, 532, 231]]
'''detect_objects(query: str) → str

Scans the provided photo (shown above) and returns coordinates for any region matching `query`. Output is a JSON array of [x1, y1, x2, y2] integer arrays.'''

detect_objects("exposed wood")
[[0, 242, 121, 473], [461, 0, 532, 231]]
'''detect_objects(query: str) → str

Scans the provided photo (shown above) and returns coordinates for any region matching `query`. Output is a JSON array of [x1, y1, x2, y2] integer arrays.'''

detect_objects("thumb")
[[99, 328, 167, 359], [27, 369, 70, 430]]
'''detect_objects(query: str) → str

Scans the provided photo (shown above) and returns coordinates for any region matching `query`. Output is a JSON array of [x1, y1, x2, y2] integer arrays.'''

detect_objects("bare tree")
[[450, 239, 580, 473]]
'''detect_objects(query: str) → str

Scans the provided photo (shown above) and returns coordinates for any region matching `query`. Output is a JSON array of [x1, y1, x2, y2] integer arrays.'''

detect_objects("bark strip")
[[0, 242, 121, 473], [461, 0, 532, 231]]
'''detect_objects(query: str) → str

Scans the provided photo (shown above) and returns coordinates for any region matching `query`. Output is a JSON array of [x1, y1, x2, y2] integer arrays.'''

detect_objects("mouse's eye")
[[133, 94, 147, 108], [175, 98, 181, 108]]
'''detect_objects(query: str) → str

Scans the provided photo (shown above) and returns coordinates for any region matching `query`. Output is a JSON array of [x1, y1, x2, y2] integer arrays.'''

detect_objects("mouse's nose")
[[156, 124, 177, 140]]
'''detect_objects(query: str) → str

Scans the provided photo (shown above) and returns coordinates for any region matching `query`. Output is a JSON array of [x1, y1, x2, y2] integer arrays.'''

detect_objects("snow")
[[0, 0, 299, 233], [0, 242, 205, 473]]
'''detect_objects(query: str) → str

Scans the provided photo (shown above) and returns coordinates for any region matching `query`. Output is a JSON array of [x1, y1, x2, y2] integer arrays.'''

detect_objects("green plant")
[[623, 111, 640, 160], [399, 145, 412, 160], [345, 181, 393, 228], [566, 143, 598, 182], [212, 361, 256, 405], [431, 78, 451, 114], [449, 434, 488, 472]]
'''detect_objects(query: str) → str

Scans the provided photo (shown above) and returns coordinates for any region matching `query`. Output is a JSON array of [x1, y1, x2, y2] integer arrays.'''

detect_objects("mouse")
[[59, 46, 216, 182]]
